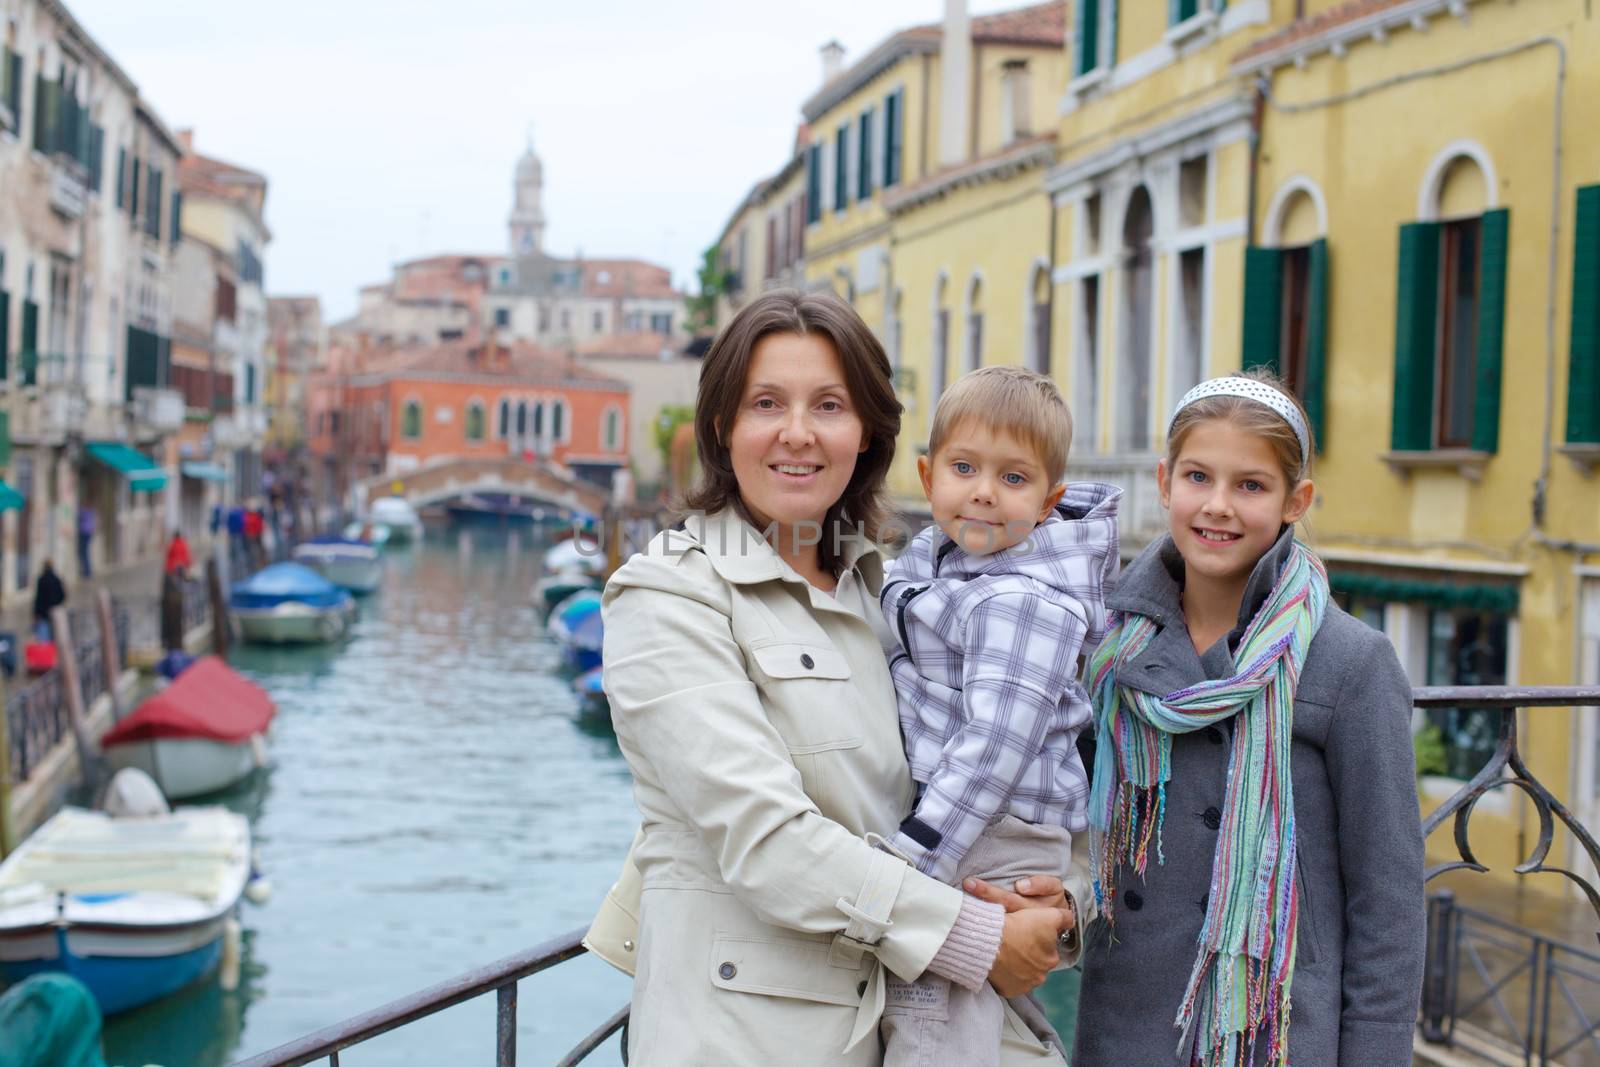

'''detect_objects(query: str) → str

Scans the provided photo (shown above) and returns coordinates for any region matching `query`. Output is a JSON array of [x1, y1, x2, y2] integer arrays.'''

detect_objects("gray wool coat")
[[1073, 530, 1426, 1067]]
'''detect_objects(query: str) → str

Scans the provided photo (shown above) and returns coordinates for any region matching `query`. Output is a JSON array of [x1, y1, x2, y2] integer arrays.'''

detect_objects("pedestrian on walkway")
[[76, 505, 96, 579], [32, 560, 66, 642], [161, 529, 192, 651], [243, 503, 266, 571]]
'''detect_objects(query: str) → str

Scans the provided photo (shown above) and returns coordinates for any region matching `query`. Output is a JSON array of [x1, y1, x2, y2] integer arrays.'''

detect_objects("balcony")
[[48, 165, 87, 219], [6, 382, 88, 444], [131, 387, 186, 434], [1070, 451, 1166, 550]]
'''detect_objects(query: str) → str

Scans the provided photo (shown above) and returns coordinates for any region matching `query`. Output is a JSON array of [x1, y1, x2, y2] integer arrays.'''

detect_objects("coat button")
[[1207, 727, 1226, 745], [857, 980, 869, 996], [1202, 807, 1222, 831], [718, 962, 737, 980], [800, 653, 815, 670], [1124, 890, 1143, 911]]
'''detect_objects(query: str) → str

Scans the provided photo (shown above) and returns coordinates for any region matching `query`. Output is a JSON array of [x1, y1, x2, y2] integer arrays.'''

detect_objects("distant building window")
[[560, 309, 571, 331], [597, 270, 611, 284], [592, 310, 604, 332], [494, 307, 510, 328], [552, 399, 566, 442], [465, 401, 486, 442], [650, 312, 672, 335], [603, 405, 623, 451], [499, 268, 512, 286], [402, 399, 423, 440], [498, 398, 510, 437]]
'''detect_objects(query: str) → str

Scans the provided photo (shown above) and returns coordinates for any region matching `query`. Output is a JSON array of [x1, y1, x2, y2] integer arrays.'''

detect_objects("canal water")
[[96, 525, 1078, 1066], [101, 529, 638, 1065]]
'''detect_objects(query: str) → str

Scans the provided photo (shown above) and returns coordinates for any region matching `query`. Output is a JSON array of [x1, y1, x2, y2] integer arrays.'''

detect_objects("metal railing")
[[232, 687, 1600, 1067], [4, 606, 128, 782]]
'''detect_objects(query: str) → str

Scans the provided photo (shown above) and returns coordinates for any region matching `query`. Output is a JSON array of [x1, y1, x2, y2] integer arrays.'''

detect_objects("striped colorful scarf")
[[1086, 540, 1328, 1067]]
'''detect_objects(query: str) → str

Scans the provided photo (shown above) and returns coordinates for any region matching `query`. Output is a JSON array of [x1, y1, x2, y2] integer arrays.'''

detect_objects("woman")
[[593, 290, 1078, 1065], [31, 560, 65, 642], [161, 529, 193, 651]]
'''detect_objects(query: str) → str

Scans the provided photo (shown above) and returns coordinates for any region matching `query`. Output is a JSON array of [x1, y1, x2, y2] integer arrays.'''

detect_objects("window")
[[857, 108, 874, 202], [1179, 156, 1207, 229], [560, 309, 571, 332], [603, 406, 623, 451], [402, 399, 423, 440], [1077, 275, 1101, 455], [930, 304, 950, 432], [1175, 248, 1205, 402], [1568, 185, 1600, 444], [494, 307, 509, 328], [592, 309, 604, 332], [532, 400, 544, 440], [883, 89, 904, 188], [650, 312, 672, 334], [1391, 209, 1508, 453], [1424, 608, 1509, 780], [834, 125, 850, 213], [498, 398, 509, 438], [965, 278, 984, 373], [0, 45, 21, 127], [1119, 186, 1154, 452], [465, 401, 486, 442], [552, 399, 566, 443], [1001, 60, 1031, 144], [806, 144, 823, 225], [1074, 0, 1117, 77], [1333, 592, 1387, 633], [1243, 234, 1328, 447]]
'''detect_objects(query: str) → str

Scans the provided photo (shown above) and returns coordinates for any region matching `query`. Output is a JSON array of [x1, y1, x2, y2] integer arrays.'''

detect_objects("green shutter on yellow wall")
[[1471, 209, 1509, 453], [1076, 0, 1099, 75], [1391, 221, 1440, 452], [0, 288, 8, 382], [1305, 238, 1330, 451], [1568, 185, 1600, 443], [1241, 246, 1283, 374], [19, 299, 37, 389]]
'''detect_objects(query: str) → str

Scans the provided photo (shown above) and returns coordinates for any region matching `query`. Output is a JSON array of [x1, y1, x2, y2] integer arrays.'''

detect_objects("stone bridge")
[[356, 458, 609, 517]]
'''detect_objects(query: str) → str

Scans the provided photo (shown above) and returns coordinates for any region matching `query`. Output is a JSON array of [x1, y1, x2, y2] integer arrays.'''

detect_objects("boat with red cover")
[[101, 657, 275, 800]]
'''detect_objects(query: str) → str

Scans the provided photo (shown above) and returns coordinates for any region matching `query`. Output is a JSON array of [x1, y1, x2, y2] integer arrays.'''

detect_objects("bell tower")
[[509, 128, 546, 257]]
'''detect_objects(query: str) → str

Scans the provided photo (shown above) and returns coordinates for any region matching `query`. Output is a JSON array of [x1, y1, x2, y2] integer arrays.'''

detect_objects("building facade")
[[574, 331, 700, 496]]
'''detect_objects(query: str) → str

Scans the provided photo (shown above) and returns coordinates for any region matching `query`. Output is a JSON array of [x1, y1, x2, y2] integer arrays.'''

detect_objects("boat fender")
[[250, 733, 269, 769], [246, 851, 272, 905], [220, 918, 242, 991]]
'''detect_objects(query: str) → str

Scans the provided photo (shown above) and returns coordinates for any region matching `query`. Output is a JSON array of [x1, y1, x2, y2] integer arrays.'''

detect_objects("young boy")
[[879, 365, 1120, 1065]]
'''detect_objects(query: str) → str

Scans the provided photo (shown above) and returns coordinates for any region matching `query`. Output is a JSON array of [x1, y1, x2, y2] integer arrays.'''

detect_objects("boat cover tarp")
[[293, 539, 379, 561], [231, 562, 349, 609], [102, 657, 275, 746], [0, 974, 107, 1067], [0, 808, 245, 901]]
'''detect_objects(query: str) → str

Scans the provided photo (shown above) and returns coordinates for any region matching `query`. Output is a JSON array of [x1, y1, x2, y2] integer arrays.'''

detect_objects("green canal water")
[[96, 527, 1077, 1066]]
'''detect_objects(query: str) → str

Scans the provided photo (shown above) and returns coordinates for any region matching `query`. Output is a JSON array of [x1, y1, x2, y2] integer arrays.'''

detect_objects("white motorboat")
[[231, 563, 357, 645], [292, 538, 383, 594], [367, 496, 423, 544]]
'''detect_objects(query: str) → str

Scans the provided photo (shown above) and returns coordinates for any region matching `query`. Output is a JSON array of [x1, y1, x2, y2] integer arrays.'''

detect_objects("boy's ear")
[[1037, 483, 1067, 522], [917, 453, 934, 498]]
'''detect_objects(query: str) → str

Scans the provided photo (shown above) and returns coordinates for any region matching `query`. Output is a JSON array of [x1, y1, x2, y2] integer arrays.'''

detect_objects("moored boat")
[[367, 496, 423, 544], [0, 804, 251, 1015], [533, 569, 601, 612], [292, 538, 383, 594], [548, 589, 603, 672], [101, 657, 275, 800], [231, 563, 356, 645]]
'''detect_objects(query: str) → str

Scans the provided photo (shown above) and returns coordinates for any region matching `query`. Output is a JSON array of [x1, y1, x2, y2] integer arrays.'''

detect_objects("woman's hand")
[[964, 874, 1067, 912], [988, 907, 1073, 997]]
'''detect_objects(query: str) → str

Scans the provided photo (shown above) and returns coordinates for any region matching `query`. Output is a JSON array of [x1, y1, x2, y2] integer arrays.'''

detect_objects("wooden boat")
[[101, 657, 275, 800], [231, 563, 356, 645], [0, 805, 251, 1015], [292, 538, 383, 594]]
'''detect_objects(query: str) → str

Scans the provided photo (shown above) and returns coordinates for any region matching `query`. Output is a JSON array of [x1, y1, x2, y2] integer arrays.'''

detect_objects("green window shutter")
[[0, 411, 10, 470], [130, 154, 141, 217], [88, 124, 103, 191], [20, 301, 38, 387], [115, 147, 126, 209], [835, 126, 849, 211], [1170, 0, 1198, 24], [1305, 238, 1330, 451], [1391, 221, 1440, 452], [1241, 246, 1283, 374], [858, 108, 873, 201], [171, 190, 183, 244], [1568, 185, 1600, 443], [0, 288, 9, 382], [1470, 208, 1509, 453], [1076, 0, 1100, 75], [884, 91, 902, 187], [32, 72, 53, 153]]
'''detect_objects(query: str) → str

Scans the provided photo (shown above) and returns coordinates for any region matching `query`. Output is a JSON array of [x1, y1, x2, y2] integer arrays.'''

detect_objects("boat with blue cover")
[[230, 563, 357, 644], [0, 805, 251, 1015]]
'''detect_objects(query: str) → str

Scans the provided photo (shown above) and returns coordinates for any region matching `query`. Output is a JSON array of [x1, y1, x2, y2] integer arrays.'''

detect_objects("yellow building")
[[1232, 0, 1600, 896], [799, 1, 1069, 498], [712, 132, 808, 333]]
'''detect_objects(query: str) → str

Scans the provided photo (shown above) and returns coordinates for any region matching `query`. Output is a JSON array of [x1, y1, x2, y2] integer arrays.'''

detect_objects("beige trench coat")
[[588, 510, 1068, 1066]]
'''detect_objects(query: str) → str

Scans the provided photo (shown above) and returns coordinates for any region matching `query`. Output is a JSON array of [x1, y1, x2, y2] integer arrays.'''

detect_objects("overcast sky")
[[69, 0, 1025, 322]]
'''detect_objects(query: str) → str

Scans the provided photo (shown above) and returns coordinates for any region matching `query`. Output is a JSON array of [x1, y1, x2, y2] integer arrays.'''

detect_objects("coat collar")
[[1108, 525, 1298, 696], [678, 508, 885, 598]]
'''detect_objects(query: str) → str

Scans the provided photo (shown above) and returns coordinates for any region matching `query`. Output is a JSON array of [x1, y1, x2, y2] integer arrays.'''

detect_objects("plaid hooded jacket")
[[880, 482, 1121, 883]]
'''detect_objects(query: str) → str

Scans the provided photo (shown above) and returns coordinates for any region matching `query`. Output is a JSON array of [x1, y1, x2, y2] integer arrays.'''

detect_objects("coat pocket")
[[1294, 848, 1320, 966], [709, 933, 873, 1007], [747, 640, 863, 759]]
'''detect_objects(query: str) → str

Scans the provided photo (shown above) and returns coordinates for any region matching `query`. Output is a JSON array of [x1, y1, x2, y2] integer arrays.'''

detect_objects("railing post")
[[208, 557, 230, 661], [497, 982, 517, 1067], [1421, 889, 1455, 1043], [95, 589, 123, 722]]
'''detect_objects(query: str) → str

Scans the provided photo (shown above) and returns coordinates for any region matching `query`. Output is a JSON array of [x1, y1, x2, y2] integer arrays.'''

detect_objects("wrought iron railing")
[[231, 687, 1600, 1067], [4, 605, 129, 782]]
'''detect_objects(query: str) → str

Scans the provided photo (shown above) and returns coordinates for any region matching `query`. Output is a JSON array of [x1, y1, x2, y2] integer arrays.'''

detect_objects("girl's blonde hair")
[[1166, 368, 1313, 486]]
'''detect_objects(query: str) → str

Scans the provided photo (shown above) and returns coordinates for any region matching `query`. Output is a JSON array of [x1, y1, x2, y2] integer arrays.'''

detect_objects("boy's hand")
[[963, 874, 1067, 913]]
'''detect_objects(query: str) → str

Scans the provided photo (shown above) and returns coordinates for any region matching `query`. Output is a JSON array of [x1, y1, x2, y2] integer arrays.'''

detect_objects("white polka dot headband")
[[1169, 377, 1311, 465]]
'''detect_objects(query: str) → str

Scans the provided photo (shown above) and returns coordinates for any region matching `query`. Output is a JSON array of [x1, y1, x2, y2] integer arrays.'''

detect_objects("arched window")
[[1118, 185, 1154, 452], [497, 398, 510, 439], [964, 275, 985, 373], [1026, 263, 1051, 375], [552, 399, 567, 443], [402, 399, 423, 440], [1249, 178, 1330, 446], [930, 272, 950, 433], [532, 400, 545, 439], [465, 400, 486, 442], [515, 400, 528, 436], [603, 405, 623, 451]]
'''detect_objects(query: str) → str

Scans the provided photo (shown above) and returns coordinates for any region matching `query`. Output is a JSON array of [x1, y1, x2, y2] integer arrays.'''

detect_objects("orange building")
[[307, 338, 630, 502]]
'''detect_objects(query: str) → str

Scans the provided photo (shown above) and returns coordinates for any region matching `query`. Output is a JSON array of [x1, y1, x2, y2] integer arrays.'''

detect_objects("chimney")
[[176, 128, 194, 153], [939, 0, 971, 167], [819, 40, 845, 84]]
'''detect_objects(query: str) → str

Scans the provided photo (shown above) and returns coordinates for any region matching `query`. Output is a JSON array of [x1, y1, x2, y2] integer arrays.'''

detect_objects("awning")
[[0, 480, 23, 513], [87, 442, 168, 492], [181, 461, 230, 483]]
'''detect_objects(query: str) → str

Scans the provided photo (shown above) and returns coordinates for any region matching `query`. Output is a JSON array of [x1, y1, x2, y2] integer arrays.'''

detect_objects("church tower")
[[508, 132, 546, 257]]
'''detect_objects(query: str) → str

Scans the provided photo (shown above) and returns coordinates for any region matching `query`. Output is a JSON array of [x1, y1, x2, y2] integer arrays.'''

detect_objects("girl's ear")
[[1283, 478, 1314, 525], [1156, 458, 1173, 509]]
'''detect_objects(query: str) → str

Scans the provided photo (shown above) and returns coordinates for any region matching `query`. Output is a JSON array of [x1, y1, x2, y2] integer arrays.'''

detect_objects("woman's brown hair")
[[682, 289, 902, 572]]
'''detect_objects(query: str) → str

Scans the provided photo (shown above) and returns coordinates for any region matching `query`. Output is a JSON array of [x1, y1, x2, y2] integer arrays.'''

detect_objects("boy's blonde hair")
[[928, 366, 1073, 485]]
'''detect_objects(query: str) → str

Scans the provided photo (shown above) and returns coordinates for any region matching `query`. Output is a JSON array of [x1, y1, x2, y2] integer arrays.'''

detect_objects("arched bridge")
[[356, 457, 609, 517]]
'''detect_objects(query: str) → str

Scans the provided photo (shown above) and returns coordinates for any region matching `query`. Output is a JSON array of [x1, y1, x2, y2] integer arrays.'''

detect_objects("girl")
[[1072, 371, 1426, 1067]]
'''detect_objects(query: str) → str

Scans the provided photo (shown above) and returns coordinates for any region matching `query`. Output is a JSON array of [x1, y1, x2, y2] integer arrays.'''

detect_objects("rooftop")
[[575, 332, 679, 359]]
